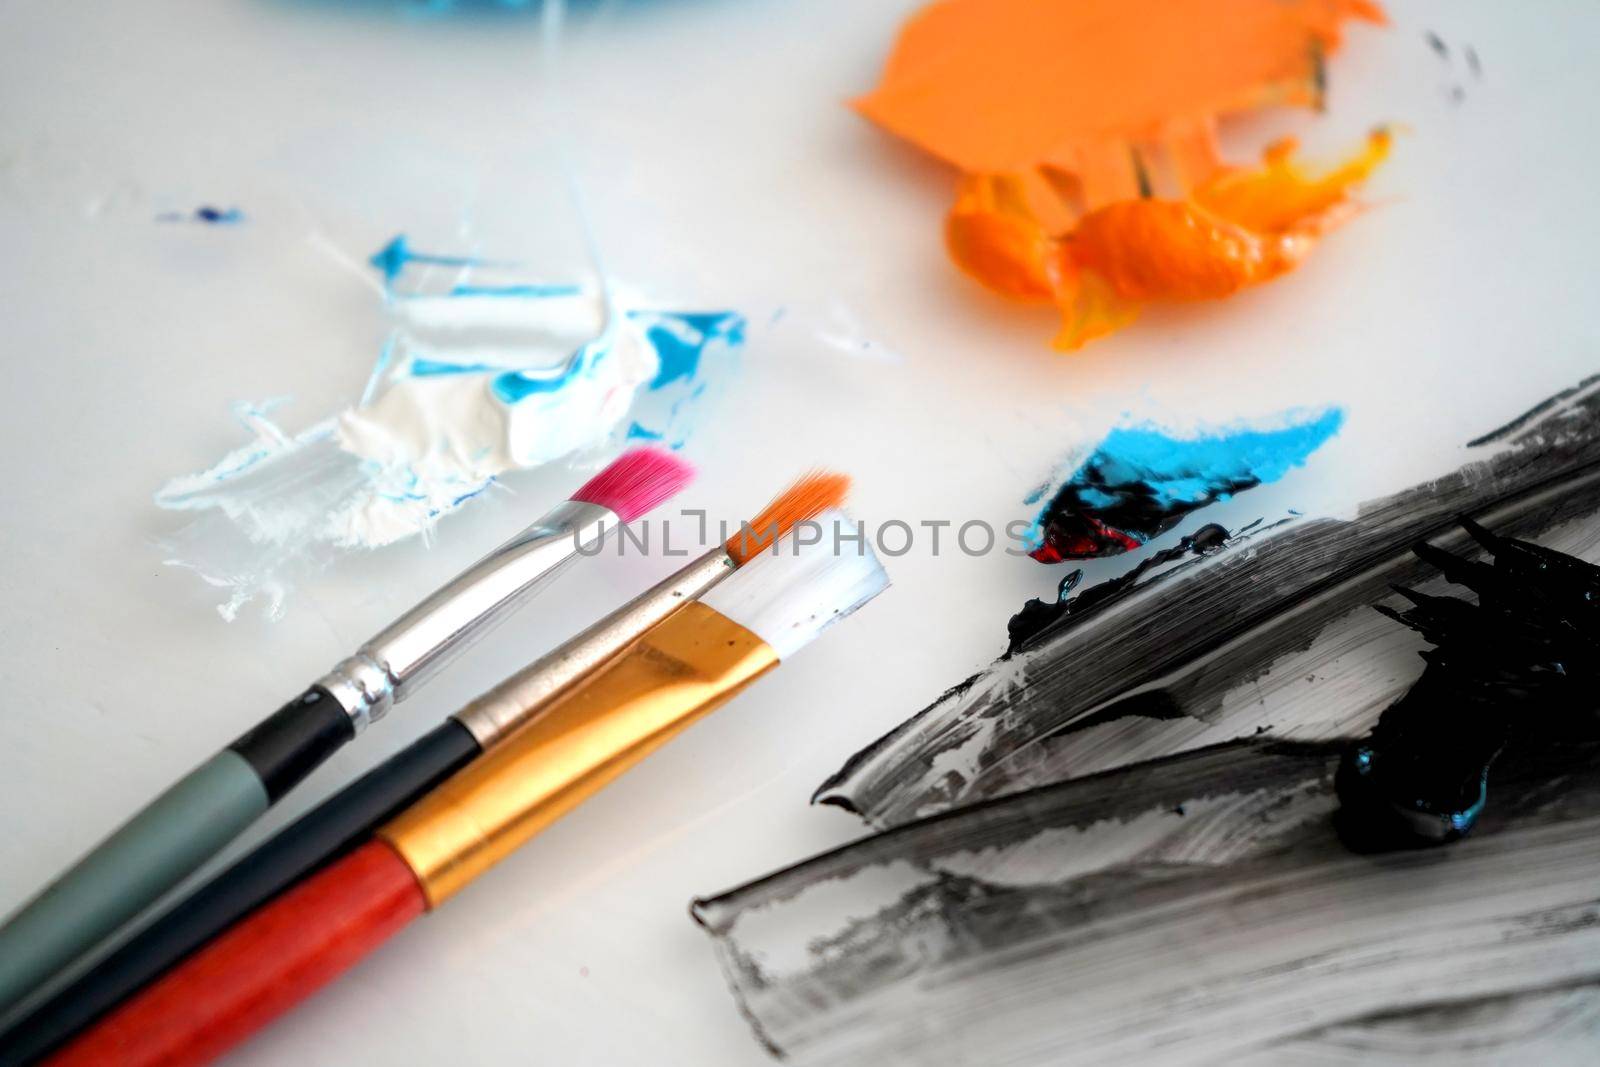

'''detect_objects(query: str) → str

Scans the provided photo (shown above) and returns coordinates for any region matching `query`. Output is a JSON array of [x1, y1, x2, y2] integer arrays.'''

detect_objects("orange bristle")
[[724, 471, 852, 565]]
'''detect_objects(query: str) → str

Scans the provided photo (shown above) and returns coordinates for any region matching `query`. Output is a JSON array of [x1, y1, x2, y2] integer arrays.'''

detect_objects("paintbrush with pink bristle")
[[0, 447, 695, 1023]]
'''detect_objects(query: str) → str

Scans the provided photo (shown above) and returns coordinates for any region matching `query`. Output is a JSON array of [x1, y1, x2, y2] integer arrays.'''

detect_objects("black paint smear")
[[1337, 521, 1600, 849], [706, 376, 1600, 1063], [1426, 30, 1449, 59], [699, 732, 1600, 1063], [1467, 45, 1483, 78], [816, 373, 1600, 828], [1007, 523, 1231, 653], [1027, 478, 1257, 563]]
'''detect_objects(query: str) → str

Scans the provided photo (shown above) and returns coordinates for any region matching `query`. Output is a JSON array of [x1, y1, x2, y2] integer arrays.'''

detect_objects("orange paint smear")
[[860, 0, 1390, 348], [858, 0, 1385, 184]]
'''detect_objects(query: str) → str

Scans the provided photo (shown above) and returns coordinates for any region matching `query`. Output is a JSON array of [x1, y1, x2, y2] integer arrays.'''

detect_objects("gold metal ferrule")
[[451, 547, 737, 747], [379, 601, 778, 907]]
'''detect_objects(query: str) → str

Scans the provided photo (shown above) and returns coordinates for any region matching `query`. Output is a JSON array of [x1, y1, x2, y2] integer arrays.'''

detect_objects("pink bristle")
[[570, 447, 696, 522]]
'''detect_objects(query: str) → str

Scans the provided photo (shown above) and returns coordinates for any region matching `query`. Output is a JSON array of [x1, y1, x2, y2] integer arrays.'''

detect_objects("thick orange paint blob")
[[863, 0, 1390, 347], [949, 131, 1392, 350]]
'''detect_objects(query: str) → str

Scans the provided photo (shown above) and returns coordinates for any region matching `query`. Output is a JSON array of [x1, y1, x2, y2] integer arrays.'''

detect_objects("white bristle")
[[701, 509, 889, 660]]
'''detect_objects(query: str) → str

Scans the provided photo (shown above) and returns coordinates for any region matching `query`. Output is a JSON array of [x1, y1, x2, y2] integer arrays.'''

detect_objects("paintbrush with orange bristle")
[[0, 470, 849, 1067]]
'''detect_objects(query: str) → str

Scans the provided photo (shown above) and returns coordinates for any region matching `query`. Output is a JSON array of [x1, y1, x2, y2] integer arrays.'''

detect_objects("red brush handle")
[[47, 840, 426, 1067]]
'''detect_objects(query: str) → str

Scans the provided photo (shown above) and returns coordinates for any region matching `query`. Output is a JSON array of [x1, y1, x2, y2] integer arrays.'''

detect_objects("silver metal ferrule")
[[316, 499, 619, 732], [453, 546, 737, 747]]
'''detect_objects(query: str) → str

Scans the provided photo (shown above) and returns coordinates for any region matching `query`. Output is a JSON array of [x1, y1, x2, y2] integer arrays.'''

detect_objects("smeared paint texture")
[[1338, 522, 1600, 848], [857, 0, 1390, 347], [694, 733, 1600, 1064], [692, 375, 1600, 1063], [156, 233, 743, 620], [1025, 407, 1341, 561], [816, 372, 1600, 829]]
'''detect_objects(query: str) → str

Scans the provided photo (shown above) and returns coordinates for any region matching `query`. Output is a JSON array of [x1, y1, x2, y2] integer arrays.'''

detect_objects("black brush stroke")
[[696, 732, 1600, 1063]]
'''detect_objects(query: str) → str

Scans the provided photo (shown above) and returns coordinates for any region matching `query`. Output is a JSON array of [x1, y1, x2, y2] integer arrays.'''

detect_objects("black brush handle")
[[0, 718, 481, 1067], [228, 686, 355, 802]]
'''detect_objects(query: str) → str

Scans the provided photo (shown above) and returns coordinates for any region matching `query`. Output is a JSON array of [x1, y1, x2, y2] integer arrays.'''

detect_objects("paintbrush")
[[0, 447, 693, 1019], [0, 471, 849, 1066], [43, 512, 888, 1067]]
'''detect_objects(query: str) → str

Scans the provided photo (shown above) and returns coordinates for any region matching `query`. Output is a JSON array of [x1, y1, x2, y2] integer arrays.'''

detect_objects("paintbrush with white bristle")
[[0, 447, 694, 1021], [48, 511, 889, 1067]]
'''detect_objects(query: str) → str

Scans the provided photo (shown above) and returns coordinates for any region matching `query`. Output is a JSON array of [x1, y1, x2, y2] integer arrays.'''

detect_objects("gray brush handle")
[[0, 686, 352, 1018], [0, 751, 267, 1016]]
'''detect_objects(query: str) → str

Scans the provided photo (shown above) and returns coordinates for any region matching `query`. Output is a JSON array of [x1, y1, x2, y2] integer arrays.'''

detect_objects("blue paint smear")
[[622, 310, 747, 448], [1027, 408, 1343, 561], [415, 0, 532, 10], [490, 340, 603, 403], [409, 359, 508, 377], [362, 235, 746, 450], [369, 234, 484, 286], [631, 310, 747, 390], [448, 283, 582, 298], [157, 206, 244, 225], [1091, 409, 1345, 506]]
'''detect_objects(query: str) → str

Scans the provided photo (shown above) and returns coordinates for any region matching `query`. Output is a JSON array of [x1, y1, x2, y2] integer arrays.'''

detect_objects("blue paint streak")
[[157, 206, 245, 225], [490, 340, 602, 403], [369, 234, 484, 286], [409, 359, 507, 377], [448, 283, 582, 298], [359, 337, 397, 407], [626, 422, 665, 441], [417, 0, 533, 10]]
